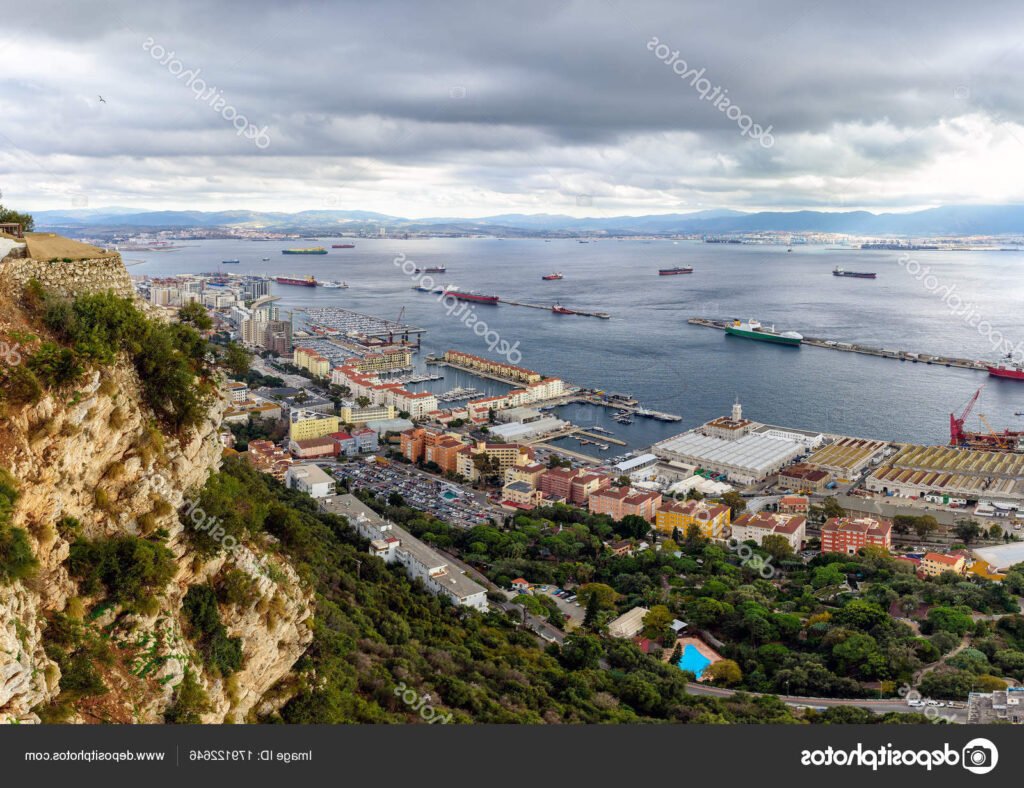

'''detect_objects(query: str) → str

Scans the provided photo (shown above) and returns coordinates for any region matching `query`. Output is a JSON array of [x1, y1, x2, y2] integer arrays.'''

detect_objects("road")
[[438, 548, 566, 644], [684, 682, 969, 723]]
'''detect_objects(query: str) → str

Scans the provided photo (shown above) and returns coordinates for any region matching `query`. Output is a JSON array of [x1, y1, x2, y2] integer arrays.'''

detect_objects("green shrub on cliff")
[[0, 469, 37, 584], [67, 535, 176, 608], [15, 284, 214, 434], [182, 585, 243, 677]]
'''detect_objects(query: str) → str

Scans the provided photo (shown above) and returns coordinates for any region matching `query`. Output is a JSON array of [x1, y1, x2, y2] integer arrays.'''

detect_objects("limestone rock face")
[[0, 260, 312, 724]]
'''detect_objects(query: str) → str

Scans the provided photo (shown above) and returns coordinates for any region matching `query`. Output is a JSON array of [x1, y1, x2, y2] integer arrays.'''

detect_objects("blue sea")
[[125, 237, 1024, 451]]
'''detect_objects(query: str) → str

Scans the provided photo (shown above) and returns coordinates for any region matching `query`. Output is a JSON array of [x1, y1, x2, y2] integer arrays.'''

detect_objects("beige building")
[[608, 607, 649, 638]]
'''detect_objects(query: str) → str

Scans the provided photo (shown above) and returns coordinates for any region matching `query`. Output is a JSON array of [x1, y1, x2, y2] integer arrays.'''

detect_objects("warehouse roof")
[[654, 431, 801, 476]]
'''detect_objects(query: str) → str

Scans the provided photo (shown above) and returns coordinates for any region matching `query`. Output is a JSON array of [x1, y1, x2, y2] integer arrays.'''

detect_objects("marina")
[[304, 306, 426, 346]]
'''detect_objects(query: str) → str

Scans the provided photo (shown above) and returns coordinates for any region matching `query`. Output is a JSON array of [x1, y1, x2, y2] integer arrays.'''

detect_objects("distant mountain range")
[[30, 204, 1024, 237]]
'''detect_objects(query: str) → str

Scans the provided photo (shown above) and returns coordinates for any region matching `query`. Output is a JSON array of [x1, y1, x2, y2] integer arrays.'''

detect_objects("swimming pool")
[[441, 490, 459, 501], [677, 644, 712, 678]]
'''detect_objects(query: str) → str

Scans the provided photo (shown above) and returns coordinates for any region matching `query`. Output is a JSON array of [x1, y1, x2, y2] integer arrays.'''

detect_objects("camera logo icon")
[[962, 738, 998, 775]]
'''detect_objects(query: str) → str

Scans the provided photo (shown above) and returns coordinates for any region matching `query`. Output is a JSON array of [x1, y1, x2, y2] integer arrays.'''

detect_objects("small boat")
[[542, 272, 564, 280], [552, 303, 578, 315], [320, 280, 348, 289], [261, 257, 270, 261], [222, 259, 240, 264]]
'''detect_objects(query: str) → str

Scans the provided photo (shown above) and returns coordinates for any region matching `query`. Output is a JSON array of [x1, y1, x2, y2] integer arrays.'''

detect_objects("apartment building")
[[289, 409, 341, 441], [730, 512, 806, 552], [821, 516, 893, 554], [319, 494, 488, 611], [655, 499, 731, 539], [588, 486, 662, 522]]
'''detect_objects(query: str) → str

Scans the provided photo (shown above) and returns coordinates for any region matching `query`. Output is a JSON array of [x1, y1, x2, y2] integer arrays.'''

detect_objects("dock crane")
[[978, 413, 1009, 450], [387, 306, 406, 344], [949, 385, 983, 447]]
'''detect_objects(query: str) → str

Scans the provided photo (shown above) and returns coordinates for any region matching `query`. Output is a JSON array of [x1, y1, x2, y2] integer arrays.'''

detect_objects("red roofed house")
[[778, 495, 810, 515]]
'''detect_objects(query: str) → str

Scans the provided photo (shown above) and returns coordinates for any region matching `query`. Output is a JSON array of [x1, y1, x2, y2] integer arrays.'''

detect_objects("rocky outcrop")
[[0, 256, 313, 723]]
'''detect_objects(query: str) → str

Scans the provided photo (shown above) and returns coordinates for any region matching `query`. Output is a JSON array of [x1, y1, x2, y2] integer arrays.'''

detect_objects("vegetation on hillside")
[[190, 458, 931, 723], [359, 497, 1023, 701], [2, 284, 214, 434]]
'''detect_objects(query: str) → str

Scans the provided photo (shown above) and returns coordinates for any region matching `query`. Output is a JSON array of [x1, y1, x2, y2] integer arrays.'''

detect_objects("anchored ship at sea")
[[988, 356, 1024, 380], [452, 290, 499, 304], [725, 319, 803, 346], [332, 243, 355, 248], [274, 275, 318, 287], [659, 266, 694, 275], [282, 247, 328, 255], [833, 266, 877, 279], [415, 265, 447, 273]]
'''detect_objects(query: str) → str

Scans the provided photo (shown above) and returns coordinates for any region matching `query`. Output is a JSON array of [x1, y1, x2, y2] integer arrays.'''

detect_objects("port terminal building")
[[651, 403, 804, 486]]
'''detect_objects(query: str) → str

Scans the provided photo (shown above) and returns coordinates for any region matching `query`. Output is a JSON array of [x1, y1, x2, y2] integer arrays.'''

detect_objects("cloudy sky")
[[3, 0, 1024, 217]]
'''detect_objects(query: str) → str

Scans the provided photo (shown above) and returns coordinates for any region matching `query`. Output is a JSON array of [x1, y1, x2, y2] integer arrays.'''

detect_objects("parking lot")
[[538, 586, 585, 626], [330, 461, 498, 528]]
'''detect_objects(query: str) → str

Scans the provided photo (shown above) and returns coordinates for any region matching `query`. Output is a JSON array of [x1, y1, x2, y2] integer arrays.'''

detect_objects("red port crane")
[[949, 386, 983, 447]]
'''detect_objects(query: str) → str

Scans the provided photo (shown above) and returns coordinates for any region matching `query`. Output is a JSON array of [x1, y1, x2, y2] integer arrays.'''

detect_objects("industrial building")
[[866, 444, 1024, 502], [807, 437, 889, 480], [653, 430, 803, 486]]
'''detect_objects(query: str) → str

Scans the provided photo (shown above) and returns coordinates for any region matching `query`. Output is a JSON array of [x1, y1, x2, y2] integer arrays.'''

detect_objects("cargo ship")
[[222, 259, 240, 264], [542, 272, 564, 280], [552, 303, 578, 314], [659, 266, 694, 275], [332, 243, 355, 248], [282, 247, 328, 255], [725, 319, 802, 346], [987, 362, 1024, 380], [274, 275, 318, 287], [415, 265, 446, 274], [453, 290, 499, 305], [833, 266, 876, 279]]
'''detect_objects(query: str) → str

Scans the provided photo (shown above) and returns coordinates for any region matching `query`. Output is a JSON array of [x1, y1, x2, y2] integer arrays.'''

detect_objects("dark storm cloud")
[[3, 0, 1024, 213]]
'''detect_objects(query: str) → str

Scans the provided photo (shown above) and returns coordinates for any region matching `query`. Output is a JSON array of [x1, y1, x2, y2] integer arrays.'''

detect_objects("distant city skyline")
[[4, 0, 1024, 216]]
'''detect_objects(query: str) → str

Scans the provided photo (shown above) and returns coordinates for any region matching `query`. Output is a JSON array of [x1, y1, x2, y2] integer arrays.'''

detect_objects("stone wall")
[[0, 255, 134, 300]]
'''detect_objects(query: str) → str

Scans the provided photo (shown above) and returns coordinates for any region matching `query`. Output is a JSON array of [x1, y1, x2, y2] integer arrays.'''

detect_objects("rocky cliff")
[[0, 256, 313, 724]]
